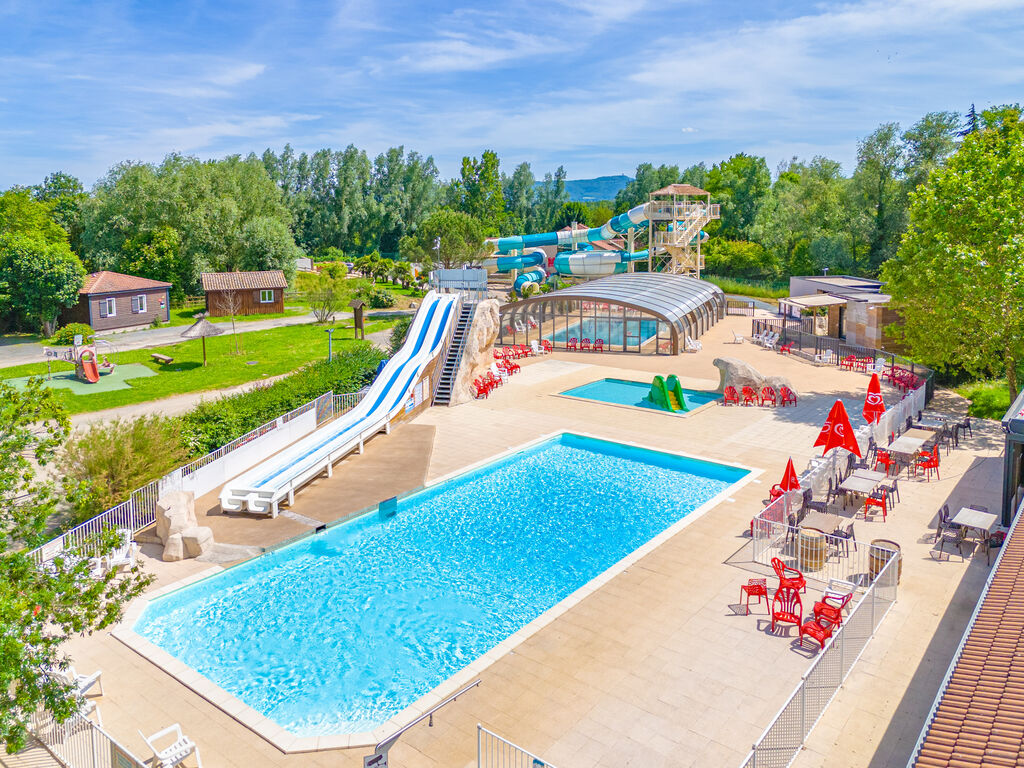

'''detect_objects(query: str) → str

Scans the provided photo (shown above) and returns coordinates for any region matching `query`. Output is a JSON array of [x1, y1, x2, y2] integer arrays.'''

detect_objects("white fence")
[[29, 710, 146, 768], [739, 552, 900, 768], [478, 726, 556, 768], [29, 390, 366, 565]]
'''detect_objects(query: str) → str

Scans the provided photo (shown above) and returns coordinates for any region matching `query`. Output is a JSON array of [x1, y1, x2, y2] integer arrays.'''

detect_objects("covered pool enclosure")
[[498, 273, 726, 355]]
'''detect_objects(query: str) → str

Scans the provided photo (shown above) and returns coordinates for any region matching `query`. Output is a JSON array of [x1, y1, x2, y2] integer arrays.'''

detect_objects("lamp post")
[[325, 327, 335, 360]]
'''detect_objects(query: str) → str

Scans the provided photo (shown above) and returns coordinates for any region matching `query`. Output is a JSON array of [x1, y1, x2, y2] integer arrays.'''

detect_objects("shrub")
[[47, 323, 93, 346], [363, 288, 396, 308], [60, 416, 191, 525], [180, 347, 385, 454], [389, 316, 412, 356]]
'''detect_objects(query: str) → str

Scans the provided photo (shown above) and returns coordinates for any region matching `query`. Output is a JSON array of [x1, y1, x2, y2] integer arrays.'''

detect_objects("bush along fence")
[[751, 318, 935, 403], [30, 389, 366, 565]]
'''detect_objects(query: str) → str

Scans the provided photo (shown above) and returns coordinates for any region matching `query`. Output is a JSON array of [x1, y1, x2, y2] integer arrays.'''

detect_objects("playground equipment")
[[487, 184, 719, 291], [648, 374, 688, 413], [63, 339, 116, 383], [220, 291, 460, 516]]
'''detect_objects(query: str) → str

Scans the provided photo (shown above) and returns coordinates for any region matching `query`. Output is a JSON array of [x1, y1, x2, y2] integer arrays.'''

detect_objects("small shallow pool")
[[133, 433, 746, 738], [561, 378, 722, 412]]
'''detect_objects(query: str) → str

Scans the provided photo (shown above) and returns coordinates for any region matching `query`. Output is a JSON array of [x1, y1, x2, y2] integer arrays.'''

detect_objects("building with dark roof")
[[60, 271, 172, 332], [200, 270, 288, 317]]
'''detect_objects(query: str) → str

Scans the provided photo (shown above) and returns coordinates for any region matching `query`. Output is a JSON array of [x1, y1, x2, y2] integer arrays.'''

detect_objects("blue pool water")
[[547, 318, 660, 346], [562, 378, 722, 411], [134, 434, 746, 736]]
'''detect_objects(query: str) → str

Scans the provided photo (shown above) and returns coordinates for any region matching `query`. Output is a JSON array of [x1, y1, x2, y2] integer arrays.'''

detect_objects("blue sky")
[[1, 0, 1023, 189]]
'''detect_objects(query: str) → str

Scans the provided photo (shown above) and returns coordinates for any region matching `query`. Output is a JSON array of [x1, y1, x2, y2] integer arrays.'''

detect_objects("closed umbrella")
[[180, 318, 223, 367], [780, 457, 801, 491], [863, 373, 886, 424], [815, 399, 862, 457]]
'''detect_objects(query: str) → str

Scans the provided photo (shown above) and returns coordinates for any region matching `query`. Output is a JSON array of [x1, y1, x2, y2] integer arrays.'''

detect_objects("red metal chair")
[[759, 386, 777, 406], [771, 586, 803, 634], [580, 338, 592, 350], [567, 337, 578, 351], [779, 386, 797, 406], [864, 490, 888, 521], [723, 386, 740, 405], [742, 386, 757, 405], [771, 557, 806, 593], [740, 578, 769, 615], [593, 338, 604, 352]]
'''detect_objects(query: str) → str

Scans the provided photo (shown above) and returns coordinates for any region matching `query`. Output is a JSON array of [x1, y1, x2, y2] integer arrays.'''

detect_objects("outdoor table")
[[951, 507, 1000, 563], [915, 418, 947, 430], [838, 472, 883, 508], [801, 511, 844, 533], [887, 430, 933, 456], [851, 469, 886, 482]]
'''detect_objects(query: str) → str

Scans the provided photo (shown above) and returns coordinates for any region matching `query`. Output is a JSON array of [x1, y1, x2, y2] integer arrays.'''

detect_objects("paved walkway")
[[52, 317, 999, 768]]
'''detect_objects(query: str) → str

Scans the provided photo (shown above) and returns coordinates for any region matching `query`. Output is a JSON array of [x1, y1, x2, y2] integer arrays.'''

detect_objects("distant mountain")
[[535, 174, 632, 202]]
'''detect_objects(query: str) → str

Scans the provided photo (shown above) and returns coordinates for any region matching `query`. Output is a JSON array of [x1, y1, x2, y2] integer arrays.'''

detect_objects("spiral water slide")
[[219, 291, 460, 516]]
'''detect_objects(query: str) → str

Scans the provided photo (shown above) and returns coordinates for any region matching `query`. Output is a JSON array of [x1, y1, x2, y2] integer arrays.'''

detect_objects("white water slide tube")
[[219, 292, 460, 516]]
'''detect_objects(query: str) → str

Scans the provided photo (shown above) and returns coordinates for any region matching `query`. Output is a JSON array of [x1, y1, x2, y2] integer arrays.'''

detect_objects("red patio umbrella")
[[863, 373, 886, 424], [780, 457, 801, 491], [815, 400, 862, 457]]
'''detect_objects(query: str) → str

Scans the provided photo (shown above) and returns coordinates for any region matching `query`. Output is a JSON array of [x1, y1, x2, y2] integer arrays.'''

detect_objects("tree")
[[0, 189, 70, 247], [502, 162, 535, 233], [390, 260, 413, 288], [31, 173, 87, 253], [959, 104, 980, 137], [1, 379, 150, 751], [404, 209, 492, 269], [881, 105, 1024, 393], [705, 154, 771, 241], [210, 290, 245, 354], [124, 226, 183, 297], [703, 239, 777, 280], [852, 123, 907, 272], [613, 163, 680, 213], [903, 111, 961, 191], [588, 203, 614, 227], [553, 201, 592, 230], [302, 272, 351, 323], [0, 235, 85, 335], [238, 216, 301, 277], [531, 166, 568, 231], [449, 150, 506, 234]]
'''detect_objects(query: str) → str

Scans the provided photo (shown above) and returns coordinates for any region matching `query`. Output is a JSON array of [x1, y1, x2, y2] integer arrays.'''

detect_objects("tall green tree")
[[1, 380, 150, 752], [553, 201, 592, 230], [613, 163, 680, 213], [852, 123, 907, 272], [903, 111, 961, 191], [882, 105, 1024, 393], [31, 173, 87, 253], [449, 150, 505, 235], [502, 162, 535, 234], [531, 166, 568, 231], [705, 153, 771, 241], [399, 209, 492, 269]]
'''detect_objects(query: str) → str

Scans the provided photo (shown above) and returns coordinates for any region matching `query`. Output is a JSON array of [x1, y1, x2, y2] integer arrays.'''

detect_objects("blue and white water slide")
[[219, 291, 460, 516], [487, 201, 708, 292]]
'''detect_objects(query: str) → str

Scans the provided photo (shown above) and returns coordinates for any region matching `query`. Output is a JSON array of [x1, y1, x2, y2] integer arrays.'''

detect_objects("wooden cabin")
[[201, 271, 288, 317]]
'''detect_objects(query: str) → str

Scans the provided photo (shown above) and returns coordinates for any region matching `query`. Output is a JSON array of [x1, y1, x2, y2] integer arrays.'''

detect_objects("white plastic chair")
[[489, 363, 508, 383], [731, 331, 745, 344], [530, 340, 544, 356], [685, 335, 703, 352], [139, 724, 203, 768], [814, 349, 836, 365], [58, 666, 103, 697], [103, 528, 138, 571], [763, 332, 779, 350]]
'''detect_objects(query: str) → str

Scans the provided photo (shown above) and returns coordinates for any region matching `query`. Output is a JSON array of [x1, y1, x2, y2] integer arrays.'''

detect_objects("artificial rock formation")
[[450, 299, 501, 406], [155, 490, 215, 561], [713, 356, 795, 396]]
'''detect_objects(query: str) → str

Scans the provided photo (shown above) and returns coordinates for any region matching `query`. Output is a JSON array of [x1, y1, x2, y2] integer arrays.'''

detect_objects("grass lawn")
[[0, 319, 396, 414], [955, 378, 1015, 420]]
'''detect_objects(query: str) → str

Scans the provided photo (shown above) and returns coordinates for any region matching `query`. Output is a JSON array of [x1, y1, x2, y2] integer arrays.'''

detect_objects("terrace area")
[[12, 315, 1005, 768]]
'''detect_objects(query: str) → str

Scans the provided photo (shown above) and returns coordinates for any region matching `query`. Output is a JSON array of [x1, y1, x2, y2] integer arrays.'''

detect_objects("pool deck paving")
[[56, 315, 1001, 768]]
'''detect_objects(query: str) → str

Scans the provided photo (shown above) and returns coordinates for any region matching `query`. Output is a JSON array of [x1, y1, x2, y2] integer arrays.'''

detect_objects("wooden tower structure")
[[647, 184, 720, 277]]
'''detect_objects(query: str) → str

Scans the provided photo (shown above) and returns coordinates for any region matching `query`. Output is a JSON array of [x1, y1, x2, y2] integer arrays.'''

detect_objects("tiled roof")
[[913, 512, 1024, 767], [80, 271, 172, 295], [201, 270, 287, 291], [651, 183, 709, 197]]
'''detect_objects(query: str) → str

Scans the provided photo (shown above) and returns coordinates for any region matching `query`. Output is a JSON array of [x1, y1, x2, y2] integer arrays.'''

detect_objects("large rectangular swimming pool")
[[134, 433, 748, 738]]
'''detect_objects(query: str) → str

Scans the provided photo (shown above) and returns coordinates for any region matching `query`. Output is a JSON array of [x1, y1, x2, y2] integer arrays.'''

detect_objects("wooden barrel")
[[869, 539, 902, 583], [798, 529, 827, 571]]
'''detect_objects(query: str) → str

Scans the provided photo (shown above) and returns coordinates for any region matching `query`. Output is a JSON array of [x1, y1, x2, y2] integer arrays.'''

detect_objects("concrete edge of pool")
[[112, 430, 762, 754]]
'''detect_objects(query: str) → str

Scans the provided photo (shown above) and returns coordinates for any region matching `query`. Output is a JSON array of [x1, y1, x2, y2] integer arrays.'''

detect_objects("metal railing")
[[30, 709, 146, 768], [29, 390, 365, 565], [739, 551, 900, 768], [478, 725, 557, 768], [751, 318, 935, 402]]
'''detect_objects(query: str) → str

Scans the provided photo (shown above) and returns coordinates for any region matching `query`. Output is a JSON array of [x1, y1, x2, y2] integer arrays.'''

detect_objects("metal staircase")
[[432, 302, 476, 406]]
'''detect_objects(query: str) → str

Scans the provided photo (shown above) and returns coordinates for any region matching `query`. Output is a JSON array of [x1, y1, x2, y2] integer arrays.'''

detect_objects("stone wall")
[[450, 299, 501, 406]]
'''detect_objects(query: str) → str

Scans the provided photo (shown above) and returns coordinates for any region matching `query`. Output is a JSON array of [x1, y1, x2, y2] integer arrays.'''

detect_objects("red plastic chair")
[[742, 386, 757, 405], [840, 355, 856, 370], [873, 450, 895, 476], [815, 593, 852, 623], [723, 386, 740, 405], [759, 386, 777, 406], [594, 338, 604, 352], [780, 386, 797, 406], [581, 338, 592, 350], [771, 586, 803, 634], [567, 337, 578, 350], [472, 378, 489, 399], [799, 614, 837, 649], [864, 490, 887, 521], [740, 578, 769, 615], [541, 339, 553, 353], [916, 447, 940, 480], [768, 484, 785, 501], [771, 557, 806, 593], [779, 342, 794, 354]]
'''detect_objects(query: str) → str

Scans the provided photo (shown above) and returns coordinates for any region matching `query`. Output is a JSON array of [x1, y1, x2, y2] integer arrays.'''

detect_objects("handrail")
[[364, 680, 481, 766]]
